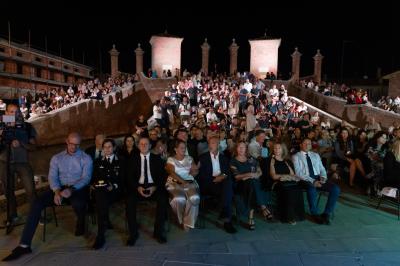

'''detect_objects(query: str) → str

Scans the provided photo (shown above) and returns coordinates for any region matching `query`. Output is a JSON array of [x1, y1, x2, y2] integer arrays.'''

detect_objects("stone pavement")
[[1, 191, 400, 266]]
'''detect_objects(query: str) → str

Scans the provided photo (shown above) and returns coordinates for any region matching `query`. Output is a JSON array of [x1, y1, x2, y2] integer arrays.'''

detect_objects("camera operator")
[[0, 103, 37, 226]]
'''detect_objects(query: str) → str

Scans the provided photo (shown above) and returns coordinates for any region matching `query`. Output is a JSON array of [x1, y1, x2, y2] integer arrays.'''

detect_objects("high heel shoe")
[[261, 206, 273, 220]]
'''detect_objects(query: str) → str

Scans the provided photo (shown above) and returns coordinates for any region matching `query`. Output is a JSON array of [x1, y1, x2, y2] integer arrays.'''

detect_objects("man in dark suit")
[[125, 137, 168, 245], [197, 136, 237, 234]]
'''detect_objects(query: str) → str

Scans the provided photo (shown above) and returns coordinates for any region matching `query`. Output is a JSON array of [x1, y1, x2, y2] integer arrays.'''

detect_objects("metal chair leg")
[[42, 208, 46, 242], [397, 190, 400, 221], [376, 196, 383, 210], [52, 206, 58, 227]]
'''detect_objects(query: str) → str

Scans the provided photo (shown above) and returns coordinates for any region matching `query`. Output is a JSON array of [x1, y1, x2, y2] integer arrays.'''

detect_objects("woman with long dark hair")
[[334, 128, 365, 187]]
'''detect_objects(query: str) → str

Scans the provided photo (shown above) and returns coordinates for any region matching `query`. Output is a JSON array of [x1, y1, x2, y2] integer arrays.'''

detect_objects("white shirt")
[[244, 82, 252, 93], [104, 154, 114, 162], [153, 105, 162, 119], [210, 152, 221, 176], [179, 103, 191, 116], [206, 112, 218, 123], [95, 149, 102, 159], [139, 153, 154, 185]]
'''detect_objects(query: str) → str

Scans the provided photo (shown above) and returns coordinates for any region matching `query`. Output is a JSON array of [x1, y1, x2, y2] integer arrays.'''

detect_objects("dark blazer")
[[91, 155, 124, 189], [85, 145, 101, 161], [125, 153, 167, 192], [197, 152, 231, 184]]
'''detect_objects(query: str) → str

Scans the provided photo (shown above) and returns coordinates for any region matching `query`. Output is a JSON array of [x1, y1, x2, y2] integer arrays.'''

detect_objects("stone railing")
[[28, 83, 137, 123], [28, 82, 154, 146], [287, 83, 400, 129]]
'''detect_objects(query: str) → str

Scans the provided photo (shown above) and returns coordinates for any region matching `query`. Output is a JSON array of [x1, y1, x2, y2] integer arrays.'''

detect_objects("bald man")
[[3, 132, 93, 262]]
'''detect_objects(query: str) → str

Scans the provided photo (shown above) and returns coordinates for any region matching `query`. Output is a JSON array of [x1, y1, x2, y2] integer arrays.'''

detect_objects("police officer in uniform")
[[91, 138, 124, 249]]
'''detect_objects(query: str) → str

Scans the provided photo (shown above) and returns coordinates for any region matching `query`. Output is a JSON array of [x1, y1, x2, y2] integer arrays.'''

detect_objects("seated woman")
[[165, 140, 200, 231], [151, 138, 168, 161], [230, 141, 272, 230], [383, 140, 400, 188], [269, 142, 305, 225], [91, 138, 123, 249], [361, 131, 389, 193], [117, 135, 138, 160], [334, 128, 365, 187]]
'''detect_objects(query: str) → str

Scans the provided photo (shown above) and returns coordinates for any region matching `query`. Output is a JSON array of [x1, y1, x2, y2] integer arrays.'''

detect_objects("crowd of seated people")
[[300, 79, 400, 114], [15, 75, 135, 120], [4, 70, 400, 262]]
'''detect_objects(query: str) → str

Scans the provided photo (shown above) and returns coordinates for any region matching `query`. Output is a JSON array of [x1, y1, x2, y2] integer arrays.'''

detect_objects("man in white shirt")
[[125, 137, 168, 245], [292, 138, 340, 225], [206, 108, 218, 124], [243, 79, 253, 93]]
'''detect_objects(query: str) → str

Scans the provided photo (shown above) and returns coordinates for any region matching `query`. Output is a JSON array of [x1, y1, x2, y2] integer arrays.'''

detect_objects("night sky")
[[1, 2, 397, 81]]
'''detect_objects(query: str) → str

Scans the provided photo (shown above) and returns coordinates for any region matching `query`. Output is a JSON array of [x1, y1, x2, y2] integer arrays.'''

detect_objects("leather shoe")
[[223, 222, 237, 234], [92, 236, 105, 250], [155, 235, 167, 244], [311, 215, 324, 224], [126, 233, 139, 246], [75, 227, 85, 236], [320, 213, 331, 225], [2, 246, 32, 261]]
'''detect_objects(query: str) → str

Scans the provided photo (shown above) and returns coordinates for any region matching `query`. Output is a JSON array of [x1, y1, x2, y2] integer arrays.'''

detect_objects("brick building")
[[0, 37, 93, 99]]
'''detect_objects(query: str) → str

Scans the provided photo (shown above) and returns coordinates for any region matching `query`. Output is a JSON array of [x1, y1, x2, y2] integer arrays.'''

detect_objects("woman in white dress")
[[165, 140, 200, 230]]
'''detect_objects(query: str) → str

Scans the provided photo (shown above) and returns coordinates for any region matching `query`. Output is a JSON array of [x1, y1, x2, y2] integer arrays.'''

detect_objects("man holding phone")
[[125, 137, 168, 246]]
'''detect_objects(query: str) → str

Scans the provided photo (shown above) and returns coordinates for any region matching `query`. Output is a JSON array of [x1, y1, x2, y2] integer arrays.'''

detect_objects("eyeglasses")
[[67, 142, 80, 147]]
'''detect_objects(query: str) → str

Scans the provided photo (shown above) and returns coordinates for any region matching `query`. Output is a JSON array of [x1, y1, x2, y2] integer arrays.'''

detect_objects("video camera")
[[0, 113, 24, 145]]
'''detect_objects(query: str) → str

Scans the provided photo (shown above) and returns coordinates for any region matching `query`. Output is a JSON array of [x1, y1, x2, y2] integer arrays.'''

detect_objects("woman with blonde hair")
[[383, 140, 400, 188], [269, 142, 305, 224]]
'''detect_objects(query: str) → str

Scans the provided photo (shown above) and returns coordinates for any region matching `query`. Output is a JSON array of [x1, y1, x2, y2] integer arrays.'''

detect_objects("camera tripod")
[[0, 132, 25, 234]]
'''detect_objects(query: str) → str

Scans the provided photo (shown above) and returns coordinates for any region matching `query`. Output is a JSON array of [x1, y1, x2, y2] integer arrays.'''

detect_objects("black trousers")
[[126, 187, 168, 238], [20, 187, 88, 246], [198, 177, 234, 222], [93, 187, 118, 236]]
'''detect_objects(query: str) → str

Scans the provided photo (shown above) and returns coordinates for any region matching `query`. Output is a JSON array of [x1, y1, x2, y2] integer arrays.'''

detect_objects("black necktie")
[[305, 153, 316, 179], [97, 150, 102, 159], [107, 157, 110, 163], [144, 155, 149, 187]]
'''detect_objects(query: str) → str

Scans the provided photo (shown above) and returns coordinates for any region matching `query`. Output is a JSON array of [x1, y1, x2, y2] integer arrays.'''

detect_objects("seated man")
[[197, 136, 237, 234], [125, 137, 168, 245], [91, 138, 124, 249], [3, 132, 93, 261], [292, 137, 340, 225]]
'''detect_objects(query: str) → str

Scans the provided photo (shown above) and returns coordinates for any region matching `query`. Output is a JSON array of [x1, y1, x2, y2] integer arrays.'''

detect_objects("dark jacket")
[[124, 153, 167, 193], [197, 152, 231, 184], [91, 155, 124, 190]]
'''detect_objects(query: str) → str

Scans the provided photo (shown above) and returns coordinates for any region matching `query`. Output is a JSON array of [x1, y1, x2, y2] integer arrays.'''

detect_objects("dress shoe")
[[155, 235, 167, 244], [311, 215, 324, 225], [320, 213, 331, 225], [2, 246, 32, 261], [223, 222, 237, 234], [74, 226, 85, 236], [92, 236, 105, 250], [126, 233, 139, 246]]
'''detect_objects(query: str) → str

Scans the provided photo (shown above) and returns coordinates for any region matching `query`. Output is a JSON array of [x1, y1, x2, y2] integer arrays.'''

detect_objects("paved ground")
[[1, 190, 400, 266]]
